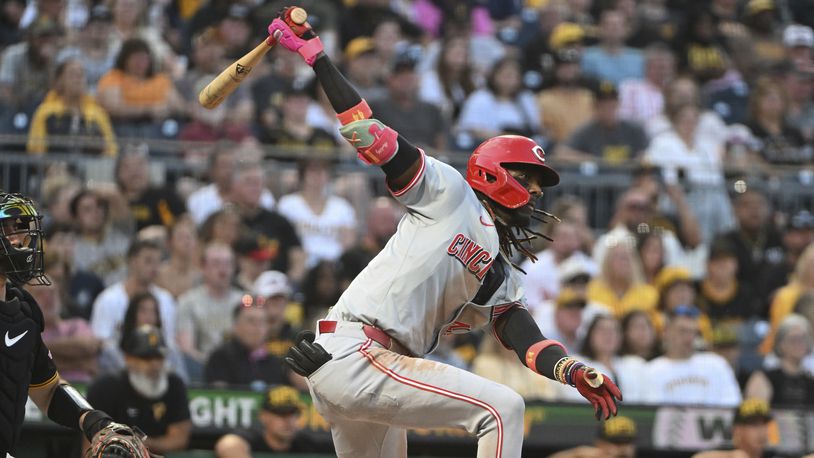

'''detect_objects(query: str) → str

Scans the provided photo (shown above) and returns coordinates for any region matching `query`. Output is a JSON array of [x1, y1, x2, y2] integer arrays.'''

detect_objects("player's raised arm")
[[267, 9, 421, 192], [493, 306, 622, 420]]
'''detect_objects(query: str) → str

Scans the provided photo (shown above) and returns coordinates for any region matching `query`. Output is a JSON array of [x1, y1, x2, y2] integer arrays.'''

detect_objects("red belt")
[[318, 320, 411, 355]]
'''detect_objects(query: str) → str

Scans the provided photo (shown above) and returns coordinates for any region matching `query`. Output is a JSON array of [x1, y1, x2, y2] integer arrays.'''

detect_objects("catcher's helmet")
[[0, 192, 48, 286], [466, 135, 560, 209]]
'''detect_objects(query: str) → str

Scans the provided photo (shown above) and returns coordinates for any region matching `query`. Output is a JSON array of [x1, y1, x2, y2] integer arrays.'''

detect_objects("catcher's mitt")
[[85, 422, 157, 458]]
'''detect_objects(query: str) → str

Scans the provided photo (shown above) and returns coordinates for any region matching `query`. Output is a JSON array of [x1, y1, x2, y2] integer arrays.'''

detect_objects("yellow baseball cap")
[[549, 23, 584, 51], [344, 37, 376, 61], [746, 0, 775, 15], [654, 267, 692, 293], [262, 385, 305, 415], [598, 416, 637, 443]]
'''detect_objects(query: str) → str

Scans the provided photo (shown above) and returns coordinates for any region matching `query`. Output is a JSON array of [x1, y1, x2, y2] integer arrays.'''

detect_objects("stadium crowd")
[[3, 0, 814, 455]]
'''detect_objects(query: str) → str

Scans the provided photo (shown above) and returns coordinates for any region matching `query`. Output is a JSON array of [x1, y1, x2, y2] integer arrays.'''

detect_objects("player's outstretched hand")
[[285, 330, 332, 377], [573, 367, 623, 421], [268, 7, 323, 66]]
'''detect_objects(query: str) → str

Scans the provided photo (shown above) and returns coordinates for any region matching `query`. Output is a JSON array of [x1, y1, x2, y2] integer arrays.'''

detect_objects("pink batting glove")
[[268, 18, 323, 66]]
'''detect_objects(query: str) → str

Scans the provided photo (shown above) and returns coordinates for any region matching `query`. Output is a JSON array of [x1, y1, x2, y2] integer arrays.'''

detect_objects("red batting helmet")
[[466, 135, 560, 209]]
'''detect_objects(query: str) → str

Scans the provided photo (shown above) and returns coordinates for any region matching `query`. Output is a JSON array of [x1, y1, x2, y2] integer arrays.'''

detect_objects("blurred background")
[[3, 0, 814, 456]]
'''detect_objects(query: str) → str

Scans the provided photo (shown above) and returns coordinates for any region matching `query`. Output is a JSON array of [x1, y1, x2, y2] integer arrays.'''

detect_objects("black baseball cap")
[[598, 416, 637, 444], [122, 325, 167, 359], [262, 385, 305, 415], [733, 398, 772, 425]]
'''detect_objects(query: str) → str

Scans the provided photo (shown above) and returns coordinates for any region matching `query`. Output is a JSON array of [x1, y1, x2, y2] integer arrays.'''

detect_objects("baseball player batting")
[[0, 192, 153, 457], [275, 8, 622, 458]]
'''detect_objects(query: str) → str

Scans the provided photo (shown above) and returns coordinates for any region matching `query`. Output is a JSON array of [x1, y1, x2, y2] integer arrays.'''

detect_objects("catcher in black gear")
[[0, 192, 153, 458]]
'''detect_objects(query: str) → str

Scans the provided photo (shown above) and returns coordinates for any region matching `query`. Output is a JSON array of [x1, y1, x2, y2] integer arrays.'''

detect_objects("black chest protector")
[[0, 286, 43, 453]]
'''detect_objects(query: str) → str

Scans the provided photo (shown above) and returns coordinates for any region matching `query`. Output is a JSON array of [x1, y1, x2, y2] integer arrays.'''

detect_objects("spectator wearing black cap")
[[204, 301, 297, 389], [692, 399, 775, 458], [86, 324, 191, 454], [214, 385, 318, 457], [548, 415, 638, 458], [763, 210, 814, 298], [56, 5, 116, 92], [713, 188, 784, 308], [0, 17, 62, 117], [217, 4, 253, 60], [556, 80, 649, 165], [697, 239, 759, 325], [369, 50, 447, 151]]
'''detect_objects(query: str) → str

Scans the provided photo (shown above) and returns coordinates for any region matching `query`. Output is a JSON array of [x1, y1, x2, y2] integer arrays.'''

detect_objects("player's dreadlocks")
[[482, 196, 560, 271]]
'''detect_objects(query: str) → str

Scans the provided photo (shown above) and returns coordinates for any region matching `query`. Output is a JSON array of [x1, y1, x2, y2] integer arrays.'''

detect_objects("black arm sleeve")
[[311, 54, 420, 181], [312, 55, 363, 114], [495, 307, 568, 381]]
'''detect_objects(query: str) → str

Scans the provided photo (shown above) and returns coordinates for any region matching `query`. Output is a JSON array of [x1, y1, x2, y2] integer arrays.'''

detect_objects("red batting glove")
[[573, 367, 623, 421]]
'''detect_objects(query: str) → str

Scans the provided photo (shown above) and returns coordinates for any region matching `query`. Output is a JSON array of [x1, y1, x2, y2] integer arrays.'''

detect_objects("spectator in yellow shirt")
[[27, 58, 117, 156], [587, 237, 658, 318]]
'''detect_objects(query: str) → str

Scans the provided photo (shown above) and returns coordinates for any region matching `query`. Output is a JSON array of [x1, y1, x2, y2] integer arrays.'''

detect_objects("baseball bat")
[[198, 7, 308, 109]]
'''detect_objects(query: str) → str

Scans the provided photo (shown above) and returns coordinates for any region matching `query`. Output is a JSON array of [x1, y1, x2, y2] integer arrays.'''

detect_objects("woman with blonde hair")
[[587, 236, 659, 318], [761, 243, 814, 354]]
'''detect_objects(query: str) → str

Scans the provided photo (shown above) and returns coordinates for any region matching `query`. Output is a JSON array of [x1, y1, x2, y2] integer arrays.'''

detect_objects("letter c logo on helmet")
[[532, 145, 546, 163], [466, 135, 560, 210]]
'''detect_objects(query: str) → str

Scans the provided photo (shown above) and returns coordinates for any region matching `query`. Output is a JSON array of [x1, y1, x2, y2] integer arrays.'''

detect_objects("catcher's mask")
[[466, 135, 559, 210], [0, 192, 49, 286]]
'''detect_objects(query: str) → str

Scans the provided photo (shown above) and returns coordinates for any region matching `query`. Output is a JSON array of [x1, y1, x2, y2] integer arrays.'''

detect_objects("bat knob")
[[289, 7, 307, 25]]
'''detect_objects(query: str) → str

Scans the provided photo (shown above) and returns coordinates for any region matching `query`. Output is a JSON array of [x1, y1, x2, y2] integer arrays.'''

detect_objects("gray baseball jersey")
[[311, 154, 530, 458], [325, 154, 526, 355]]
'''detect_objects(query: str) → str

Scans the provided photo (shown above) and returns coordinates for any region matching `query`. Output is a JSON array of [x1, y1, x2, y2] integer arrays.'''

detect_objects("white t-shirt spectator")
[[187, 184, 276, 226], [520, 251, 596, 312], [277, 193, 356, 268], [642, 352, 742, 407], [457, 89, 539, 137]]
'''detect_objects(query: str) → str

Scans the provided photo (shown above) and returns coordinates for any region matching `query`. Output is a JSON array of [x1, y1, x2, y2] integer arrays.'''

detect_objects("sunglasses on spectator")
[[669, 304, 700, 319]]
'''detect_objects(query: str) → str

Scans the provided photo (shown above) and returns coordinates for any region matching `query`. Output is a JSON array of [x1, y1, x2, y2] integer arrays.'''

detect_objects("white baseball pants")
[[309, 322, 525, 458]]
